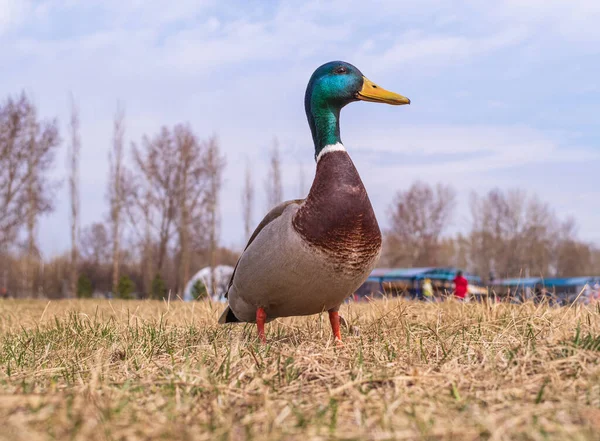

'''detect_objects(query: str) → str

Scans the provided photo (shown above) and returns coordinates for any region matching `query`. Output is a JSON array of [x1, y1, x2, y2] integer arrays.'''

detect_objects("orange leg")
[[328, 309, 342, 342], [256, 307, 267, 343]]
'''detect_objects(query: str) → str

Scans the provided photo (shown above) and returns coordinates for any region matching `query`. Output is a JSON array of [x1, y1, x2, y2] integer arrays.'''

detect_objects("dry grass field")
[[0, 298, 599, 441]]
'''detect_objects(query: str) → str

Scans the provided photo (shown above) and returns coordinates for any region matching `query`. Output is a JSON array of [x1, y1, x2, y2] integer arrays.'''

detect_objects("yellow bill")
[[357, 77, 410, 105]]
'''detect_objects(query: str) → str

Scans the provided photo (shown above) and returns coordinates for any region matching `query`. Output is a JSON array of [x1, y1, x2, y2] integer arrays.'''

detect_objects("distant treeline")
[[382, 182, 600, 281], [1, 92, 598, 299]]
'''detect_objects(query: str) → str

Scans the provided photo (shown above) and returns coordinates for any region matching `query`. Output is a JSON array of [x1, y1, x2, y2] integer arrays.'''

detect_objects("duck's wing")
[[224, 198, 304, 300]]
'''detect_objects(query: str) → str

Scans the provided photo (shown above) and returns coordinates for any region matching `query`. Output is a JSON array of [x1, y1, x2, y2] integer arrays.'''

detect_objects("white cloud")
[[489, 0, 600, 44], [363, 28, 530, 73], [0, 0, 31, 34], [1, 1, 599, 254], [213, 122, 599, 248], [348, 126, 597, 184]]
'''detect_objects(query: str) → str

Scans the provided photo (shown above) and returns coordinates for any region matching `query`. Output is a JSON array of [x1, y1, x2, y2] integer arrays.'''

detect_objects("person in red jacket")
[[453, 271, 468, 300]]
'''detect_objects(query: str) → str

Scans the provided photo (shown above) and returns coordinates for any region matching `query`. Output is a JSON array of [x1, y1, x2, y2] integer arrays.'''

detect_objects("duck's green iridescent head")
[[305, 61, 410, 159]]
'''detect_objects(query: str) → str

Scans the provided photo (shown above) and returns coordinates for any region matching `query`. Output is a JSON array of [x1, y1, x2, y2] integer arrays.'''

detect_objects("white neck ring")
[[316, 143, 346, 163]]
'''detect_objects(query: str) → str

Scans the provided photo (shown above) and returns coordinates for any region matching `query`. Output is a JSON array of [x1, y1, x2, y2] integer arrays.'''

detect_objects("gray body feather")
[[220, 201, 379, 323]]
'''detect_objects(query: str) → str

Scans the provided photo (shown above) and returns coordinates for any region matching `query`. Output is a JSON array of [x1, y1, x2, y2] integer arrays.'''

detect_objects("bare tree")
[[0, 93, 60, 296], [81, 223, 111, 265], [24, 111, 37, 297], [435, 235, 470, 270], [140, 189, 154, 297], [176, 127, 193, 294], [121, 169, 155, 297], [591, 247, 600, 275], [80, 220, 144, 295], [128, 127, 224, 296], [241, 160, 254, 242], [385, 181, 456, 267], [174, 125, 208, 294], [204, 137, 226, 296], [265, 138, 283, 210], [68, 96, 81, 298], [469, 189, 557, 279], [554, 218, 593, 277], [108, 105, 125, 295], [0, 95, 28, 249], [131, 127, 179, 273]]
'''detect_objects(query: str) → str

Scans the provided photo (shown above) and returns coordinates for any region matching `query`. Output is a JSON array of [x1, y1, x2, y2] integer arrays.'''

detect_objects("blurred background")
[[1, 0, 599, 299]]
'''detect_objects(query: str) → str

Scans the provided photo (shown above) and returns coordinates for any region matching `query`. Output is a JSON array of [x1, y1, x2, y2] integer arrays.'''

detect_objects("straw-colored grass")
[[0, 298, 598, 441]]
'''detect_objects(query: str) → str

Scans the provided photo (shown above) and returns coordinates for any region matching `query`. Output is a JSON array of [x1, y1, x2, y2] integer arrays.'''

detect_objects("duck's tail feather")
[[218, 305, 240, 324]]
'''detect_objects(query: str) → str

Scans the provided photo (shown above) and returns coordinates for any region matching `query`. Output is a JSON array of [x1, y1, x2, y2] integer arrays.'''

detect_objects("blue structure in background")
[[357, 267, 484, 299], [496, 276, 600, 288], [493, 276, 600, 304], [355, 268, 600, 304]]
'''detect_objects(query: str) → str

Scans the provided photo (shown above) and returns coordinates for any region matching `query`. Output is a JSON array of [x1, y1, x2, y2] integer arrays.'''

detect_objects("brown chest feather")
[[292, 151, 382, 272]]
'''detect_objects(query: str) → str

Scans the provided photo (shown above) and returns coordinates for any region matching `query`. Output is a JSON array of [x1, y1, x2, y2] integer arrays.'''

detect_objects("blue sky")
[[2, 0, 600, 255]]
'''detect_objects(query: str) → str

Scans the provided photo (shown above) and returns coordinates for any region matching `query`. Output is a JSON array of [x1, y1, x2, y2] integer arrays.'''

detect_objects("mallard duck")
[[219, 61, 410, 343]]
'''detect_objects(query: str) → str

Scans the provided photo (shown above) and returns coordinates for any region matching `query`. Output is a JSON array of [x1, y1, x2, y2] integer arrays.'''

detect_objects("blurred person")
[[422, 278, 433, 301], [453, 271, 468, 301]]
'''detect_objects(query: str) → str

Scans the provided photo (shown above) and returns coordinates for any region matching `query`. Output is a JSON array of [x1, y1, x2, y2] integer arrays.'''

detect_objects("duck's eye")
[[334, 66, 347, 74]]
